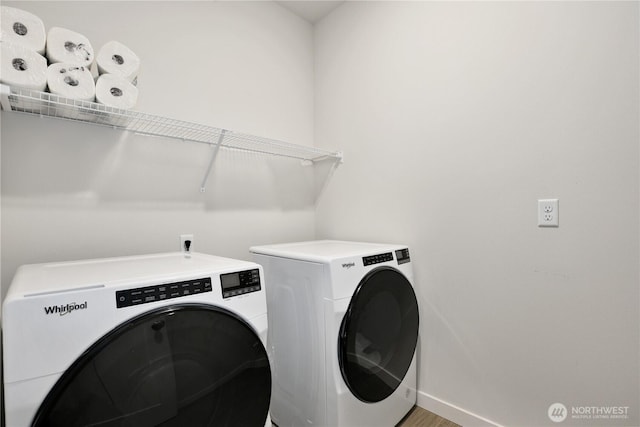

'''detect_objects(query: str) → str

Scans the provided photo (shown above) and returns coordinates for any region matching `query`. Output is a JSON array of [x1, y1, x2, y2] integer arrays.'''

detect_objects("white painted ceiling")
[[275, 1, 345, 24]]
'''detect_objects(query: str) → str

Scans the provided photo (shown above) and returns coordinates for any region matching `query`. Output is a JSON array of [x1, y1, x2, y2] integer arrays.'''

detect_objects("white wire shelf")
[[0, 84, 343, 163]]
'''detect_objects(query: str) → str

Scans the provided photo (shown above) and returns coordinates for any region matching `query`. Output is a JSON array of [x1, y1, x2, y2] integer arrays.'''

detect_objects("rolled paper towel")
[[95, 74, 138, 109], [46, 27, 94, 67], [0, 6, 46, 54], [96, 41, 140, 84], [0, 42, 47, 91], [47, 63, 95, 101]]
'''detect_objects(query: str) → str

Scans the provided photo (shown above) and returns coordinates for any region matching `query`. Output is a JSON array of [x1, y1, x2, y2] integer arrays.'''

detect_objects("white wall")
[[315, 2, 639, 426], [1, 1, 318, 304]]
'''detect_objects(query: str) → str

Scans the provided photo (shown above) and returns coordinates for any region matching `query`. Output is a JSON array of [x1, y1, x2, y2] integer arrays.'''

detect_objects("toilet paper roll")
[[95, 74, 138, 110], [0, 6, 46, 54], [46, 27, 94, 67], [0, 42, 47, 91], [96, 41, 140, 84], [47, 63, 95, 102]]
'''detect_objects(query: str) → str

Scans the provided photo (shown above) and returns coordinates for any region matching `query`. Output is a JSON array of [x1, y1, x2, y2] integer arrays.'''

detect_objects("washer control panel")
[[220, 268, 261, 299], [363, 252, 393, 266], [116, 277, 212, 308]]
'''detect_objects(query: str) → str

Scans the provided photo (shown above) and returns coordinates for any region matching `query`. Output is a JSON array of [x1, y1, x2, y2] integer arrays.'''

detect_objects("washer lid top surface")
[[250, 240, 406, 263], [6, 252, 257, 298]]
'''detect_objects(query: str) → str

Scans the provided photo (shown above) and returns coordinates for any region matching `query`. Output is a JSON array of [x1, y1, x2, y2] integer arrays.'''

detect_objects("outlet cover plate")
[[538, 199, 559, 227]]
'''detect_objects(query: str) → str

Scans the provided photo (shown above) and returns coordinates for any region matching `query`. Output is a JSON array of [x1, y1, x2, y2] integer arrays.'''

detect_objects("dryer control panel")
[[116, 277, 212, 308], [363, 252, 393, 266], [220, 269, 261, 299]]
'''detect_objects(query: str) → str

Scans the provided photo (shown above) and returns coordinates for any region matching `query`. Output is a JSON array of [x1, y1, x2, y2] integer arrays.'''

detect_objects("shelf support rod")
[[0, 84, 11, 111], [200, 129, 227, 193]]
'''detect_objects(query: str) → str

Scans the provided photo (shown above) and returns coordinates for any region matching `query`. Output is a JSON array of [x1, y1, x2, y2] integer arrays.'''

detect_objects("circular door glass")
[[33, 304, 271, 427], [339, 267, 419, 403]]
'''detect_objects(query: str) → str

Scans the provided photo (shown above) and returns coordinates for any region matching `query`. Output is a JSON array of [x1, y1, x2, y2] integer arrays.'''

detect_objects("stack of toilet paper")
[[95, 40, 140, 109], [0, 6, 48, 91], [1, 6, 140, 110], [45, 26, 97, 102]]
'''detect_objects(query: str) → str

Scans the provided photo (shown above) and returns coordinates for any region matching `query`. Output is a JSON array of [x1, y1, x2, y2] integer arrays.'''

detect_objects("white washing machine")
[[250, 240, 419, 427], [2, 252, 272, 427]]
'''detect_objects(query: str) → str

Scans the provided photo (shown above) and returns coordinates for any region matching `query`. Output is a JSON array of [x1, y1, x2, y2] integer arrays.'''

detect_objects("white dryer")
[[2, 252, 272, 427], [250, 240, 418, 427]]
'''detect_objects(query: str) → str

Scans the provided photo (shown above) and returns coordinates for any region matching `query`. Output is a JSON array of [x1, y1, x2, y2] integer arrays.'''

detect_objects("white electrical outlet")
[[180, 234, 194, 253], [538, 199, 559, 227]]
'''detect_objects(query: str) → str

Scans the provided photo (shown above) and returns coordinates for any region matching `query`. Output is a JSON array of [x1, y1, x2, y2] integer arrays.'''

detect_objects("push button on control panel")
[[116, 277, 212, 308], [363, 252, 394, 266]]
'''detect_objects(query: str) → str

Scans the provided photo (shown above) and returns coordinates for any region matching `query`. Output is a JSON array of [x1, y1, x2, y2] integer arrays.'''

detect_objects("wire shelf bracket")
[[0, 84, 343, 191], [200, 129, 227, 193]]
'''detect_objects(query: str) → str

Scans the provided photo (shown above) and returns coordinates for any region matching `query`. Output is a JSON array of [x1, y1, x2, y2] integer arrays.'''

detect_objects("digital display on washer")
[[115, 277, 212, 308], [396, 248, 411, 264], [220, 269, 261, 299]]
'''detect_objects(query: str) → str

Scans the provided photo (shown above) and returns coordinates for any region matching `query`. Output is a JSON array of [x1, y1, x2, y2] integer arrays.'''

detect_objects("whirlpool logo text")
[[44, 301, 88, 316]]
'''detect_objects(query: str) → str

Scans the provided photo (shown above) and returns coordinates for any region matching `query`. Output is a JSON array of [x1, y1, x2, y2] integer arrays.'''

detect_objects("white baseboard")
[[417, 391, 504, 427]]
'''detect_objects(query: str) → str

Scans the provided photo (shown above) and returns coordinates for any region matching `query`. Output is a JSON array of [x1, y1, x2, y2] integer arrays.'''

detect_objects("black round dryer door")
[[338, 266, 419, 403], [32, 304, 271, 427]]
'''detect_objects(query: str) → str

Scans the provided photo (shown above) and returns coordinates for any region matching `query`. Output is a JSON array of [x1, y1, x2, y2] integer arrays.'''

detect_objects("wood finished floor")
[[396, 406, 461, 427]]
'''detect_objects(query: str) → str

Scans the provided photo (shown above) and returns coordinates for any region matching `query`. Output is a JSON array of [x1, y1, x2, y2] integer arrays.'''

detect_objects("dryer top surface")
[[6, 252, 257, 298], [250, 240, 406, 263]]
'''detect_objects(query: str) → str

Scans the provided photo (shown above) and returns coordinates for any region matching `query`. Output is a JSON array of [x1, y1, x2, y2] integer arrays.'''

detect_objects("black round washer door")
[[339, 266, 419, 403], [32, 304, 271, 427]]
